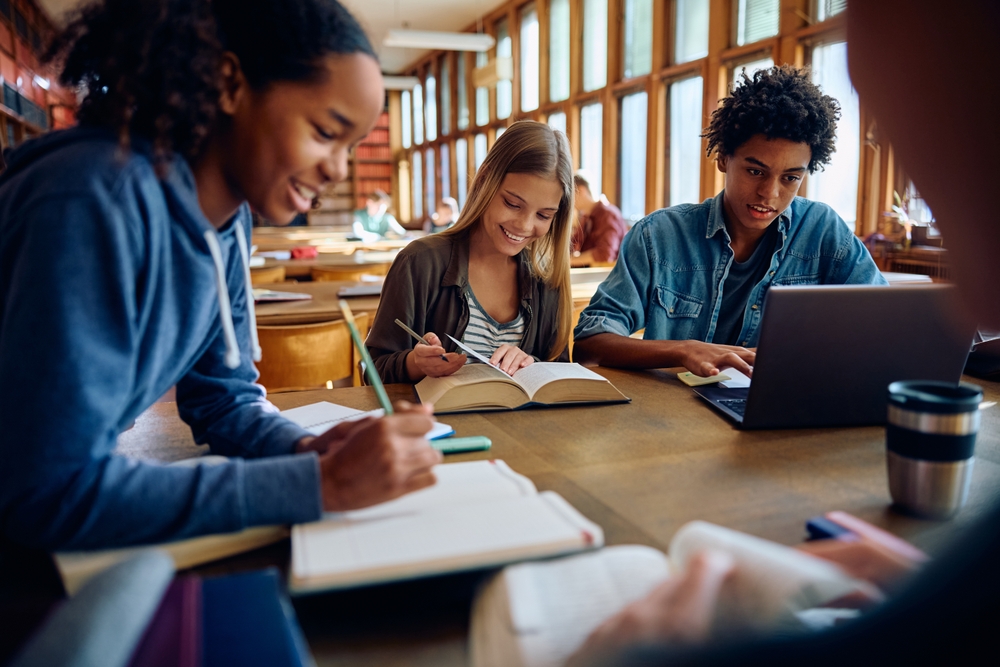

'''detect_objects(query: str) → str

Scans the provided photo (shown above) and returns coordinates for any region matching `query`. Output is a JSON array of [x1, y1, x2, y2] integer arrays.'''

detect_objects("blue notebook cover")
[[202, 569, 314, 667]]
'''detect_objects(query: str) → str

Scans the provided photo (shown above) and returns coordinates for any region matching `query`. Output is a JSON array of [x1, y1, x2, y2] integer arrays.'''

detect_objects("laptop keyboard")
[[717, 399, 747, 417]]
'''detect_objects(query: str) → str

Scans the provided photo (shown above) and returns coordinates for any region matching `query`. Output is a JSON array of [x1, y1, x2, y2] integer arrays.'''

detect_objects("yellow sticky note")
[[677, 371, 731, 387]]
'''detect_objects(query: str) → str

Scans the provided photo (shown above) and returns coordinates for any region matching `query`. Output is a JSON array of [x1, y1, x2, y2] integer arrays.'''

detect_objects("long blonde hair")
[[442, 120, 574, 360]]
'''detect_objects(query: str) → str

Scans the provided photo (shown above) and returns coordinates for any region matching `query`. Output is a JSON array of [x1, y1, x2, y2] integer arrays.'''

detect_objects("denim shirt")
[[575, 192, 887, 347]]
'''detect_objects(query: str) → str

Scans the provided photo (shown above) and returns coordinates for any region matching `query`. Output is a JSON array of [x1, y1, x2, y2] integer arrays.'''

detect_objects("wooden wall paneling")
[[603, 0, 621, 199], [778, 0, 807, 65], [538, 0, 551, 108], [509, 3, 521, 122], [647, 0, 668, 213], [388, 90, 403, 219]]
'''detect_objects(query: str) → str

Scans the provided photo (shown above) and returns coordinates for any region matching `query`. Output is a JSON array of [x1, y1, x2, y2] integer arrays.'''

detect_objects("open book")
[[470, 521, 876, 667], [289, 460, 603, 595], [415, 363, 629, 413]]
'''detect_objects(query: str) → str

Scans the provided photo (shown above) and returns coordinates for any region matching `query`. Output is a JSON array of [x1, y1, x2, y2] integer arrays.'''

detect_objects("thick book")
[[54, 525, 289, 595], [127, 576, 202, 667], [202, 569, 314, 667], [469, 521, 876, 667], [414, 363, 629, 413], [289, 460, 603, 595]]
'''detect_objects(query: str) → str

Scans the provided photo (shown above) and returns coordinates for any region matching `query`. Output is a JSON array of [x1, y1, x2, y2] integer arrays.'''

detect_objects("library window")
[[476, 50, 490, 126], [548, 111, 566, 135], [520, 3, 539, 112], [496, 18, 513, 120], [619, 91, 648, 221], [456, 137, 469, 208], [675, 0, 709, 64], [441, 58, 451, 136], [440, 143, 451, 200], [413, 83, 424, 145], [736, 0, 780, 47], [549, 0, 570, 102], [426, 74, 438, 142], [426, 149, 436, 221], [579, 102, 603, 192], [807, 41, 860, 228], [412, 151, 423, 218], [582, 0, 608, 92], [669, 76, 704, 207], [733, 56, 774, 85], [458, 54, 470, 130], [623, 0, 653, 79], [496, 126, 506, 140], [815, 0, 847, 21], [401, 90, 412, 149], [474, 133, 488, 171]]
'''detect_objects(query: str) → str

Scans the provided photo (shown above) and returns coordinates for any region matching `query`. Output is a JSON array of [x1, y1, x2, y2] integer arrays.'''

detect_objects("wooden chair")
[[255, 313, 369, 392], [250, 265, 286, 285], [311, 264, 390, 282]]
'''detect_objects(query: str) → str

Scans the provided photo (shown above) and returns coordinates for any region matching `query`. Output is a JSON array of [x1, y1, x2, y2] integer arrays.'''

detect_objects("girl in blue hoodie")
[[0, 0, 441, 550]]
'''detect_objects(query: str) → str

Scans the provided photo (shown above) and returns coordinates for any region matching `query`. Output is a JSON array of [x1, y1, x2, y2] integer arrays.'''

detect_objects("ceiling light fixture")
[[382, 75, 421, 90], [383, 29, 495, 52]]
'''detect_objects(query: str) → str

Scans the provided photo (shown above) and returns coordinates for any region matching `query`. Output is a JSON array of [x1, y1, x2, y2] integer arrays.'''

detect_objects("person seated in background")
[[366, 120, 574, 382], [571, 172, 629, 267], [352, 189, 406, 241], [426, 196, 460, 234], [574, 66, 886, 379]]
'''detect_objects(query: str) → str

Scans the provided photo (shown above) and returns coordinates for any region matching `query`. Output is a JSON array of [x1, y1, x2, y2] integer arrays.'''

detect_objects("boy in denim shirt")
[[574, 66, 885, 378]]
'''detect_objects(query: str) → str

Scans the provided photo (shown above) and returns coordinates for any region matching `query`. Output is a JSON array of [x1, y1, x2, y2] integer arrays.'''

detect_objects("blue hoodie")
[[0, 127, 323, 550]]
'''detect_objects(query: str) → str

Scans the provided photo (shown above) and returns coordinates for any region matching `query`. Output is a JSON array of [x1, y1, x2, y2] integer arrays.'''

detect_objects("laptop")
[[693, 284, 975, 429]]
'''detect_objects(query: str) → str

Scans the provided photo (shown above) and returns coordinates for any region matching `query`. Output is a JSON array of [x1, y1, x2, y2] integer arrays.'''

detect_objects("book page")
[[335, 460, 537, 523], [416, 363, 523, 406], [510, 363, 608, 400], [669, 521, 877, 630], [291, 491, 603, 593], [497, 546, 670, 667]]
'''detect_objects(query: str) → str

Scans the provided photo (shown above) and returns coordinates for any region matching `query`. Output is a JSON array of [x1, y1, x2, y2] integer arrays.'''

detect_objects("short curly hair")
[[701, 65, 841, 173], [45, 0, 376, 164]]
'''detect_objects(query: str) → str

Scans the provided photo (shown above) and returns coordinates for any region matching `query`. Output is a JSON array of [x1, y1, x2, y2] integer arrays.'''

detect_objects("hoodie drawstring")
[[203, 230, 242, 369], [233, 223, 262, 362]]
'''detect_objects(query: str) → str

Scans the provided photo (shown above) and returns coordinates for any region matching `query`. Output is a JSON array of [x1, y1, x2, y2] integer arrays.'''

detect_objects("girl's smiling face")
[[478, 172, 563, 258], [218, 52, 384, 224]]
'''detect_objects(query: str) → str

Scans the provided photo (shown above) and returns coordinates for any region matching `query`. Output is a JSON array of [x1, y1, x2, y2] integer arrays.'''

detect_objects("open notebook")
[[281, 401, 455, 440], [470, 521, 876, 667], [289, 460, 603, 595]]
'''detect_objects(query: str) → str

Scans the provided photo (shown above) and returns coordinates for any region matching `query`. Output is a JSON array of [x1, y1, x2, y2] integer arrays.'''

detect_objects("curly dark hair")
[[45, 0, 376, 163], [701, 65, 841, 173]]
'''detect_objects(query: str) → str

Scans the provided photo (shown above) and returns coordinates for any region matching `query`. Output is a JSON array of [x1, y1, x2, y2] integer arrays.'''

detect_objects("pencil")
[[394, 319, 449, 362], [339, 300, 393, 415]]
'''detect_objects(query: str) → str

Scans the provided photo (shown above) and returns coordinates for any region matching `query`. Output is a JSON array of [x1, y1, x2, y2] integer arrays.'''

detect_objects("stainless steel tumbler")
[[886, 380, 983, 519]]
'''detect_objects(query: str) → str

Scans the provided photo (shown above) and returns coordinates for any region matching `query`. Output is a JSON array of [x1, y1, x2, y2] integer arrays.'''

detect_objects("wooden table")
[[252, 227, 415, 254], [115, 368, 1000, 666], [254, 282, 382, 326]]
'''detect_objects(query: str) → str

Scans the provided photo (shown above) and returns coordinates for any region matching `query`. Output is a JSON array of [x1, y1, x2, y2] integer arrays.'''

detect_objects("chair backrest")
[[255, 313, 370, 392], [250, 265, 286, 285], [311, 264, 389, 282]]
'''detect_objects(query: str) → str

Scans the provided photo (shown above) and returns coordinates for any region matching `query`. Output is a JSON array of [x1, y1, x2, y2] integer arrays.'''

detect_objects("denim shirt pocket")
[[772, 273, 820, 286], [650, 286, 704, 340]]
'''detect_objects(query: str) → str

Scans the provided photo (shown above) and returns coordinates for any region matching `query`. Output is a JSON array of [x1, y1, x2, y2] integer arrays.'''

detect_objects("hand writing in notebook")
[[296, 401, 443, 511], [406, 331, 467, 381]]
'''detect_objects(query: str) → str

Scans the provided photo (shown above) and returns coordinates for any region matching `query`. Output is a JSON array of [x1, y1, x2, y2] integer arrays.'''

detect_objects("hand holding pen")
[[396, 319, 467, 381]]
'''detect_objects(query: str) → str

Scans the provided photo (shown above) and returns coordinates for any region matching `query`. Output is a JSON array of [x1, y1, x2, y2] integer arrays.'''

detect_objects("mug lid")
[[887, 380, 983, 414]]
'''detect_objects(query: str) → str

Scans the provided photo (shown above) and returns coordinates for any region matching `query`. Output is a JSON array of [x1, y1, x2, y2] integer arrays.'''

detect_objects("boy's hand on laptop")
[[680, 341, 755, 377], [317, 401, 442, 511], [407, 332, 467, 379]]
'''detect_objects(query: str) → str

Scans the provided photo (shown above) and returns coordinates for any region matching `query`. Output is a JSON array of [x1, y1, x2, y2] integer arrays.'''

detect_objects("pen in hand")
[[394, 319, 449, 362]]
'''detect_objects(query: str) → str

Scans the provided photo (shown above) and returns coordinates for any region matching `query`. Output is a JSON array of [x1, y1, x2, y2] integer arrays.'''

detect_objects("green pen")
[[431, 436, 492, 454], [338, 300, 393, 415]]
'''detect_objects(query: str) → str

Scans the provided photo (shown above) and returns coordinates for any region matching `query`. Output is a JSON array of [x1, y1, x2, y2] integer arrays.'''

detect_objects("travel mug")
[[886, 380, 983, 519]]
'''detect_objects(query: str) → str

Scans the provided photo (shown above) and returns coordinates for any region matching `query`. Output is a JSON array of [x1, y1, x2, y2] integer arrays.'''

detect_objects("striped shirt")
[[461, 286, 525, 360]]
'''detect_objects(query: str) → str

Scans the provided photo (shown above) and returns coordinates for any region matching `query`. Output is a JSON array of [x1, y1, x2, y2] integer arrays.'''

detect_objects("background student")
[[574, 66, 886, 378], [426, 196, 460, 234], [366, 120, 574, 381], [0, 0, 441, 551], [571, 171, 628, 267], [353, 189, 407, 241]]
